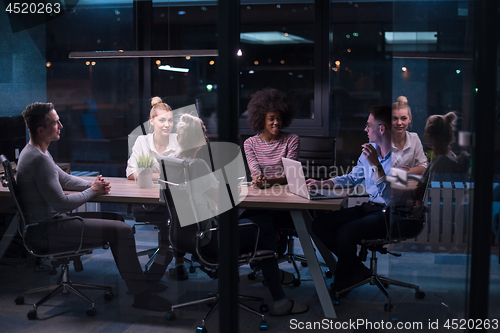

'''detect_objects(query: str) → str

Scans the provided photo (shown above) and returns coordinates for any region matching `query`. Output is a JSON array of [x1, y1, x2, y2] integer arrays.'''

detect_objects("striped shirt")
[[244, 132, 300, 178]]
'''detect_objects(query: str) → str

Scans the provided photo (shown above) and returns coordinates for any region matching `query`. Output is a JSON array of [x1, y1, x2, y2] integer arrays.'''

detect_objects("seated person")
[[391, 96, 427, 175], [394, 112, 461, 226], [423, 111, 461, 178], [243, 88, 299, 189], [172, 113, 308, 316], [126, 96, 180, 181], [126, 97, 187, 281], [17, 102, 171, 311], [240, 88, 299, 269], [306, 105, 392, 294]]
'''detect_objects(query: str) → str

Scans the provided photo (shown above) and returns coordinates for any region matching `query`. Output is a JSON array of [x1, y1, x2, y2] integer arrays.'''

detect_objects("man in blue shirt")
[[306, 105, 392, 295]]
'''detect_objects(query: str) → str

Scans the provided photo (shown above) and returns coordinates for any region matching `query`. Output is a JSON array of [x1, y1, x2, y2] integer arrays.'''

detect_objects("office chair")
[[298, 135, 336, 180], [0, 155, 113, 319], [332, 171, 430, 311], [157, 156, 276, 332]]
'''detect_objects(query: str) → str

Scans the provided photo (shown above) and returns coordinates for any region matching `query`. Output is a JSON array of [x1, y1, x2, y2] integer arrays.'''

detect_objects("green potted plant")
[[136, 154, 155, 188]]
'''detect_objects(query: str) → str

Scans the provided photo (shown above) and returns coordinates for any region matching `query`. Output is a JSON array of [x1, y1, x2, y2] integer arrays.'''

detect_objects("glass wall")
[[491, 0, 500, 321], [45, 2, 135, 173], [330, 0, 477, 325], [2, 0, 499, 329], [239, 2, 315, 119], [151, 1, 218, 133]]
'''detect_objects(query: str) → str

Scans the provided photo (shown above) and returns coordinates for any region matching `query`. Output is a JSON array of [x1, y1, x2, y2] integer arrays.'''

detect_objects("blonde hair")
[[176, 114, 206, 152], [150, 96, 172, 120], [392, 95, 412, 120], [425, 112, 457, 147]]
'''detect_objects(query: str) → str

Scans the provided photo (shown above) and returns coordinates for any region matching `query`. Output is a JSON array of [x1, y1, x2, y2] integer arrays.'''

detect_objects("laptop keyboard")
[[309, 190, 326, 198]]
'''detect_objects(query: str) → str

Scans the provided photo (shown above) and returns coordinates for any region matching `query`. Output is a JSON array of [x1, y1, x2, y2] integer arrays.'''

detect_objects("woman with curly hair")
[[244, 88, 299, 188], [174, 113, 308, 316], [241, 88, 300, 286]]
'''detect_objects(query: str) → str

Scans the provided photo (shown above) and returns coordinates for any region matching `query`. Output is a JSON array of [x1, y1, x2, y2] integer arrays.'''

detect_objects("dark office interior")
[[0, 0, 499, 332]]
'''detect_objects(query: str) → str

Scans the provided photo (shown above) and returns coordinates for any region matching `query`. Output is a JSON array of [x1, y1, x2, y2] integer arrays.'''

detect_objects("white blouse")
[[126, 133, 180, 177], [391, 131, 428, 169]]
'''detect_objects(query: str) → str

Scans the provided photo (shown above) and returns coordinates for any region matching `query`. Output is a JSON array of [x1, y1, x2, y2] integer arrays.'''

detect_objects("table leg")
[[305, 213, 337, 274], [290, 210, 337, 319]]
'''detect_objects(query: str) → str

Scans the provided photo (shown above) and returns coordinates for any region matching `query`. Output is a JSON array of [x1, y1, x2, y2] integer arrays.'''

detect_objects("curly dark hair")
[[246, 88, 295, 132]]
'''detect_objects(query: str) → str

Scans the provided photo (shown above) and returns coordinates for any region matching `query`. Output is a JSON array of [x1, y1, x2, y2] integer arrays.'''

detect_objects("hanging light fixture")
[[69, 1, 217, 60]]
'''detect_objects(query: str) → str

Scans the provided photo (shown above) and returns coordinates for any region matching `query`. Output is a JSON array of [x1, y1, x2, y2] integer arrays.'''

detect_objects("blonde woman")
[[126, 97, 180, 180], [126, 97, 187, 281], [391, 96, 427, 175]]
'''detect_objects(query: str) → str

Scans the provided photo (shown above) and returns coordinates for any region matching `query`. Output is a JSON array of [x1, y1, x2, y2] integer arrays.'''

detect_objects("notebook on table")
[[282, 157, 343, 200]]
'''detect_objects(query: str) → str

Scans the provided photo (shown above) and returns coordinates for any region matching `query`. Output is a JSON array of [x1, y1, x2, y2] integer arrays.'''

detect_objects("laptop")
[[282, 157, 343, 200]]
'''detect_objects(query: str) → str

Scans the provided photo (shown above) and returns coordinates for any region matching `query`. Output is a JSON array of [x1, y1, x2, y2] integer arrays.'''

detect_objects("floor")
[[1, 218, 499, 333]]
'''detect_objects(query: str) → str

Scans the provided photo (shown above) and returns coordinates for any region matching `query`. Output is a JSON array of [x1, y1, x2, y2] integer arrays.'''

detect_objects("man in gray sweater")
[[16, 102, 170, 311]]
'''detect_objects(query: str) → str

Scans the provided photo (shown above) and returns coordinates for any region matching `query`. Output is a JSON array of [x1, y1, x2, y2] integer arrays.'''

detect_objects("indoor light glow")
[[240, 31, 313, 45], [158, 65, 189, 73]]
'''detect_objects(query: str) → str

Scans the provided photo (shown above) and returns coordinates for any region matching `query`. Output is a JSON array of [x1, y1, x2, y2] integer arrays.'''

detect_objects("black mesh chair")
[[0, 155, 113, 320], [298, 135, 336, 180], [157, 156, 277, 332], [332, 172, 430, 311]]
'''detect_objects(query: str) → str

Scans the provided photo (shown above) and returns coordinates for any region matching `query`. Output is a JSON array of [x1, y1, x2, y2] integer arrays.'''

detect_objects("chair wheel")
[[259, 320, 268, 330], [165, 311, 176, 321], [293, 279, 301, 286], [384, 303, 393, 312], [300, 262, 308, 267], [415, 291, 425, 299], [259, 303, 269, 313], [86, 307, 97, 316], [324, 270, 333, 278], [189, 266, 196, 273], [104, 292, 113, 300], [196, 326, 208, 333], [247, 272, 256, 280], [15, 296, 25, 305], [27, 309, 37, 320]]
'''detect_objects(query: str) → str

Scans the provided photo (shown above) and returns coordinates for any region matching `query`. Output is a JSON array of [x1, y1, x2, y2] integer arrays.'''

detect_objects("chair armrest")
[[23, 215, 87, 257], [196, 221, 262, 264], [158, 178, 185, 188]]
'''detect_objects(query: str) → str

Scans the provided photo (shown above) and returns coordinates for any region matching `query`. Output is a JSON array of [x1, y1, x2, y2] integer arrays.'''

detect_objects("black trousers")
[[311, 202, 387, 278], [32, 214, 149, 295]]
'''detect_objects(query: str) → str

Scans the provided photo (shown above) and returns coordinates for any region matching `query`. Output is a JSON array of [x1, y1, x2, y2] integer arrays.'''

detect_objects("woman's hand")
[[398, 164, 410, 172], [252, 173, 267, 189]]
